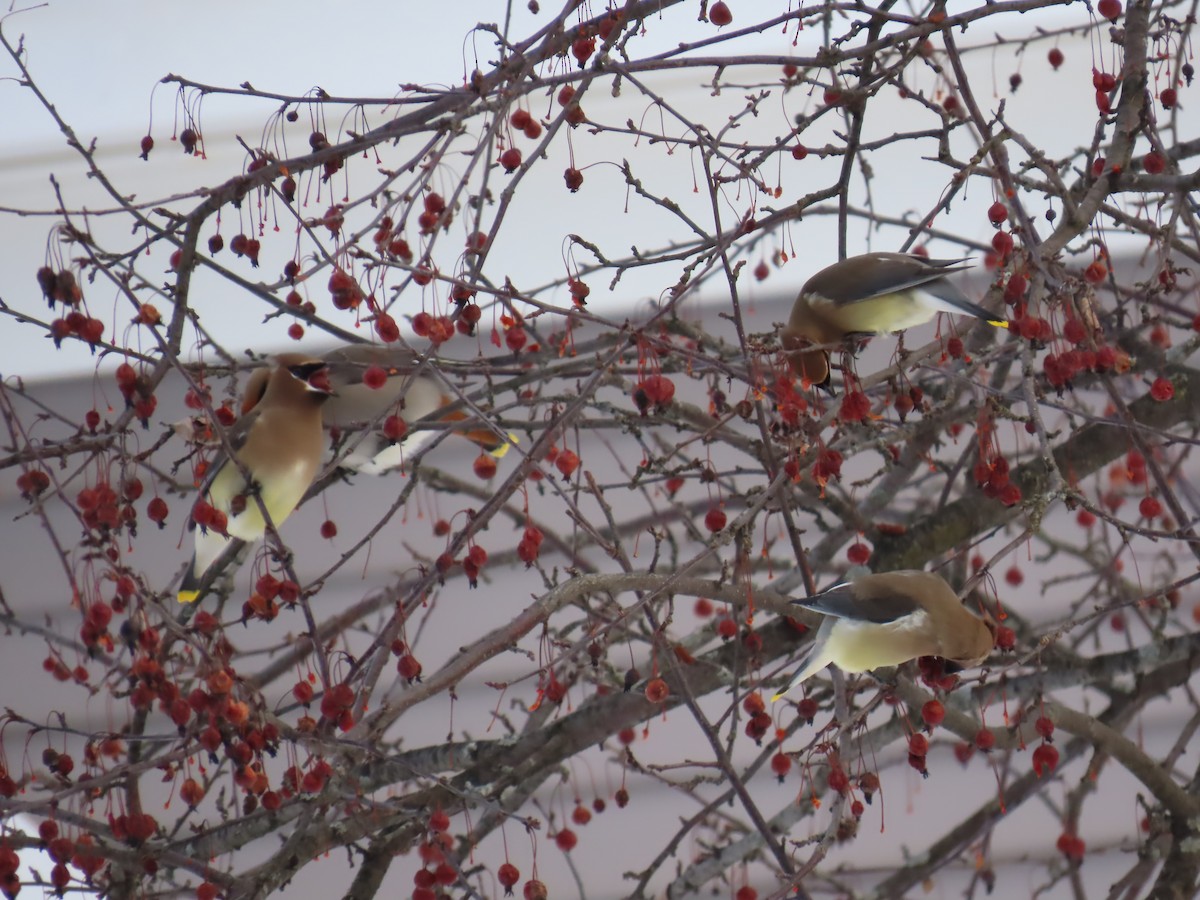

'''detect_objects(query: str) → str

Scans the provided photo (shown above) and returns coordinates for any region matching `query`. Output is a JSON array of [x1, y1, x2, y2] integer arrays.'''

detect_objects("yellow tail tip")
[[488, 433, 520, 459], [771, 690, 787, 703], [989, 319, 1010, 329], [177, 590, 200, 604]]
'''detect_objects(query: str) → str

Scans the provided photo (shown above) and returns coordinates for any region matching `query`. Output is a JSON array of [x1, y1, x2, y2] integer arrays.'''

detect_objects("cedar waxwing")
[[178, 355, 333, 603], [773, 570, 995, 699], [781, 252, 1010, 388], [240, 345, 513, 475]]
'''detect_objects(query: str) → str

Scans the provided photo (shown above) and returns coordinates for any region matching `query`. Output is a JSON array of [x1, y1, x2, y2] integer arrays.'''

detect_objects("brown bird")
[[240, 344, 513, 475], [781, 252, 1009, 388], [773, 570, 995, 699], [178, 355, 333, 603]]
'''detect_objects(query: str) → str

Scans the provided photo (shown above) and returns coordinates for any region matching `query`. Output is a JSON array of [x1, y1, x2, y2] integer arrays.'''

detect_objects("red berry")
[[374, 313, 400, 343], [473, 453, 498, 480], [320, 519, 337, 539], [770, 752, 792, 780], [921, 700, 945, 728], [382, 414, 407, 442], [791, 144, 808, 160], [708, 1, 732, 26], [704, 507, 727, 532], [1139, 495, 1163, 519], [1143, 151, 1166, 175], [147, 496, 169, 526], [909, 733, 929, 756], [644, 677, 669, 703], [1161, 88, 1178, 109], [1032, 742, 1059, 776], [555, 449, 580, 478], [1150, 377, 1175, 402], [1048, 48, 1064, 69], [554, 827, 578, 852], [498, 863, 520, 893], [564, 167, 584, 191], [499, 147, 522, 173], [1097, 0, 1121, 20], [1092, 69, 1117, 91], [1035, 715, 1055, 740], [361, 365, 388, 390], [571, 36, 596, 66], [975, 728, 996, 751], [987, 201, 1007, 226], [505, 326, 527, 352], [397, 654, 422, 681], [428, 808, 450, 832], [1005, 566, 1024, 587], [823, 765, 849, 795], [847, 541, 871, 565]]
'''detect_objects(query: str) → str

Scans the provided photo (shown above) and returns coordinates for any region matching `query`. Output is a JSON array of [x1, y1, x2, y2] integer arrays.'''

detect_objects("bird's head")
[[944, 612, 997, 670], [780, 328, 833, 391]]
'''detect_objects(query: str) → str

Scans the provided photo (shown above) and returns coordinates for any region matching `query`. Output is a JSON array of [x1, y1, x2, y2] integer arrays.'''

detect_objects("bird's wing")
[[791, 582, 921, 624], [807, 254, 970, 306], [187, 408, 264, 527]]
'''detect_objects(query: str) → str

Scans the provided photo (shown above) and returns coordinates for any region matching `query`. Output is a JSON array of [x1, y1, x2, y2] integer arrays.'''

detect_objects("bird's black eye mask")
[[288, 361, 326, 381]]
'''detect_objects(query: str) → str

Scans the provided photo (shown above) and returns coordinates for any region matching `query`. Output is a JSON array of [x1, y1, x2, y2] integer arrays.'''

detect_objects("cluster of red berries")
[[417, 191, 451, 235], [742, 690, 772, 743], [812, 447, 844, 487], [37, 265, 83, 308], [838, 389, 871, 423], [16, 467, 51, 501], [1031, 714, 1060, 777], [557, 84, 586, 126], [282, 757, 333, 795], [47, 308, 106, 349], [461, 544, 489, 586], [114, 361, 158, 425], [374, 216, 414, 262], [228, 233, 262, 266], [243, 572, 301, 624], [317, 681, 356, 731], [76, 479, 125, 534]]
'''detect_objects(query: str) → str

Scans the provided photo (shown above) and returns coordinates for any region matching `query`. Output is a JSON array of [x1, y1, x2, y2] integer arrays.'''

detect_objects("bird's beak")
[[291, 364, 334, 395]]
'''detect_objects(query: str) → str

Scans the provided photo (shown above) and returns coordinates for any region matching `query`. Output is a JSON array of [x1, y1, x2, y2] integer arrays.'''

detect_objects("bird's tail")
[[440, 409, 518, 458], [925, 283, 1010, 330], [772, 620, 834, 701], [177, 556, 202, 604]]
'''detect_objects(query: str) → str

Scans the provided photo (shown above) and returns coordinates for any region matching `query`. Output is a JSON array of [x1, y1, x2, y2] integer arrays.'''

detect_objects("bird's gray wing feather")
[[791, 582, 921, 623]]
